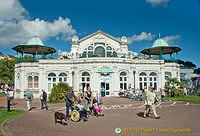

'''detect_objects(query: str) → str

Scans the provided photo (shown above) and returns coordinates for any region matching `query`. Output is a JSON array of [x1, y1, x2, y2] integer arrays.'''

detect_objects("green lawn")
[[0, 110, 25, 136], [0, 93, 6, 97], [163, 95, 200, 103], [47, 100, 65, 104]]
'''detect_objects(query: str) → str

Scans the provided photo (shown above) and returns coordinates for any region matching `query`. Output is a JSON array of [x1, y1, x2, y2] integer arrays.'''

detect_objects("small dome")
[[152, 38, 168, 48], [27, 36, 44, 46]]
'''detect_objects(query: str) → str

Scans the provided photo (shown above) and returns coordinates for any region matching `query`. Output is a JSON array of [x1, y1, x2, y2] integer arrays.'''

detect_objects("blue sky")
[[0, 0, 200, 67]]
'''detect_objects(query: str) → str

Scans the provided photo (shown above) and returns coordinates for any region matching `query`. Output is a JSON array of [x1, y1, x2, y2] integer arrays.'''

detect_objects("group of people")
[[65, 86, 104, 121], [24, 89, 48, 111]]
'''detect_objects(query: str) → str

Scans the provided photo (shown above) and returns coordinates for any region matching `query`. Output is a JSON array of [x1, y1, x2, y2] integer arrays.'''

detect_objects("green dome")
[[27, 36, 44, 46], [152, 38, 169, 48]]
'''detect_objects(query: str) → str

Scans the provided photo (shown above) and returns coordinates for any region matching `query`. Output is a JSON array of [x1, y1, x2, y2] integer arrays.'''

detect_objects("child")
[[93, 97, 104, 117], [77, 100, 88, 121]]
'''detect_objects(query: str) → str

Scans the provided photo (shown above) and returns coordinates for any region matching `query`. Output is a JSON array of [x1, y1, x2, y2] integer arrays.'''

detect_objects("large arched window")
[[34, 76, 39, 88], [48, 73, 56, 92], [94, 46, 105, 57], [139, 72, 147, 90], [149, 72, 157, 90], [120, 72, 127, 90], [27, 76, 39, 89], [28, 76, 33, 88], [81, 72, 90, 91], [59, 72, 67, 82]]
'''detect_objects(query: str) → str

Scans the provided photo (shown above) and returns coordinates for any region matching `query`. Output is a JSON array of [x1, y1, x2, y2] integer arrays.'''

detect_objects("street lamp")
[[72, 71, 75, 88], [133, 70, 136, 92]]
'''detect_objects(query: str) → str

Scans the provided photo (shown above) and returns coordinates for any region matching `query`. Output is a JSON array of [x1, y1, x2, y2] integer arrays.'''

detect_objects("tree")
[[0, 57, 17, 87], [48, 82, 70, 102], [165, 78, 183, 97], [194, 67, 200, 74], [184, 61, 196, 68]]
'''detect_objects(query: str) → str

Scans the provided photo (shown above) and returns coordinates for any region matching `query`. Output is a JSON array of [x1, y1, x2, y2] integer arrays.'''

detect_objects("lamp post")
[[133, 70, 136, 92], [72, 71, 75, 88]]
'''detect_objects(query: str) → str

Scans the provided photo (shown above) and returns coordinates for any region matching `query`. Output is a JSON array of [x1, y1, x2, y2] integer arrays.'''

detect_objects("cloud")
[[146, 0, 170, 7], [163, 35, 181, 44], [127, 32, 155, 44], [0, 0, 76, 47]]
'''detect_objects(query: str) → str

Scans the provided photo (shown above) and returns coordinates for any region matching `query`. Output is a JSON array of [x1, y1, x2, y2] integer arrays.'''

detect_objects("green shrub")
[[48, 82, 70, 102], [197, 89, 200, 96]]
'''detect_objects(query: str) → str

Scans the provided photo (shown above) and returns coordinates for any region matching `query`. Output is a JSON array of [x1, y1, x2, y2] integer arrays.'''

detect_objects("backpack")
[[43, 92, 47, 100], [27, 93, 31, 99]]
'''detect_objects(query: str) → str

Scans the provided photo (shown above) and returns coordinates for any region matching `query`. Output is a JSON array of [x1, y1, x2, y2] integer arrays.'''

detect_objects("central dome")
[[27, 36, 44, 46], [152, 38, 169, 48]]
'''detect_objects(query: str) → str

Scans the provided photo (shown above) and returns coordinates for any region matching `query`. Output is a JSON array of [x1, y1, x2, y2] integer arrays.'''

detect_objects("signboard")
[[94, 66, 116, 75], [100, 77, 110, 82]]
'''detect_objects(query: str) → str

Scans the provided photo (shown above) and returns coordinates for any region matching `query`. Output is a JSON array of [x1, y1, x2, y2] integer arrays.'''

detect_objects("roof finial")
[[159, 33, 161, 39]]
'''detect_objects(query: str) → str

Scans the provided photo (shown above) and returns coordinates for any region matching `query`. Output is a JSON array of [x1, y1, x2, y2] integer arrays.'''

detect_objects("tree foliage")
[[178, 59, 196, 68], [165, 78, 183, 97], [0, 57, 17, 87], [48, 82, 70, 102]]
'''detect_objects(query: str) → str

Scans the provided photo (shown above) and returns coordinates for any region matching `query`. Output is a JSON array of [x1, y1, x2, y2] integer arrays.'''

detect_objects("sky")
[[0, 0, 200, 67]]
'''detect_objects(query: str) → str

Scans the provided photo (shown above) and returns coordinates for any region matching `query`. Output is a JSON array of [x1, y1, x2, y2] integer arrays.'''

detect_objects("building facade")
[[14, 30, 180, 98]]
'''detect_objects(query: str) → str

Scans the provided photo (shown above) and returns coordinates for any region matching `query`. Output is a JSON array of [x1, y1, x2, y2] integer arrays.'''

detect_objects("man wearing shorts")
[[143, 86, 161, 119]]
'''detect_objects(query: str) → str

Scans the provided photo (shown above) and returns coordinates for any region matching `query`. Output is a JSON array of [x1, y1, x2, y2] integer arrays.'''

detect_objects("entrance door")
[[101, 82, 110, 96]]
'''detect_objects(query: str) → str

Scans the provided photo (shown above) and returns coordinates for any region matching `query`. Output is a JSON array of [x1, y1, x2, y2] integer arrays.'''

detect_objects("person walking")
[[101, 85, 105, 97], [40, 90, 48, 110], [24, 89, 34, 111], [9, 90, 14, 105], [143, 86, 161, 119], [65, 87, 76, 120], [85, 87, 93, 111]]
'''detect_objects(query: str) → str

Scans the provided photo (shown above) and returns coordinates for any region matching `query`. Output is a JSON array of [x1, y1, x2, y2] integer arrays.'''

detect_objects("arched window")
[[59, 72, 67, 82], [81, 72, 90, 91], [149, 72, 157, 90], [48, 73, 56, 92], [139, 72, 147, 90], [120, 72, 127, 90], [28, 76, 32, 88], [88, 46, 93, 50], [34, 76, 39, 88], [94, 46, 105, 57]]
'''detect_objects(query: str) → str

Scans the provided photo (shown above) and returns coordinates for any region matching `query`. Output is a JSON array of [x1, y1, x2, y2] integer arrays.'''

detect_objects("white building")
[[14, 30, 180, 98]]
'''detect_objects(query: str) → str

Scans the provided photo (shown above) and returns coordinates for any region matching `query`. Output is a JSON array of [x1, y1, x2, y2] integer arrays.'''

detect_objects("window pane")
[[59, 78, 62, 82], [144, 82, 147, 88], [120, 72, 126, 76], [150, 77, 152, 81], [154, 77, 157, 81], [120, 77, 122, 81], [28, 76, 32, 81], [124, 83, 127, 90], [28, 83, 32, 88], [154, 83, 157, 90], [150, 82, 152, 86], [87, 77, 90, 81], [124, 77, 127, 81], [59, 72, 67, 76], [139, 77, 142, 81], [64, 78, 67, 82], [34, 76, 38, 81], [82, 77, 85, 81], [106, 83, 109, 90], [48, 78, 51, 81], [88, 51, 93, 58], [53, 78, 56, 82], [140, 83, 142, 90], [34, 82, 38, 88], [107, 52, 112, 57], [144, 77, 147, 81], [120, 83, 123, 89]]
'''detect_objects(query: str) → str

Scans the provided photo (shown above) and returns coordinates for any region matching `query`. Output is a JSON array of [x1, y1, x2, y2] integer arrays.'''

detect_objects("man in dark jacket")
[[66, 87, 76, 120], [40, 90, 48, 110]]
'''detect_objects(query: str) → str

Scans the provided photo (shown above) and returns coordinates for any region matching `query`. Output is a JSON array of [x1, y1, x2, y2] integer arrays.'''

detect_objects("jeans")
[[26, 100, 32, 110], [10, 96, 14, 105], [66, 102, 73, 118], [102, 92, 105, 97], [41, 99, 48, 109]]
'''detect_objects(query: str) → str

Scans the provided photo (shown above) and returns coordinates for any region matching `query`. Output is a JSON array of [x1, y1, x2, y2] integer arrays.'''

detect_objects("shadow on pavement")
[[137, 112, 144, 118], [55, 120, 68, 126]]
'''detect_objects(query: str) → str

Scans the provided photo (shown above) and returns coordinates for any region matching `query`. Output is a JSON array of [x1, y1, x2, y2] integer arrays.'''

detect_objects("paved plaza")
[[1, 97, 200, 136]]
